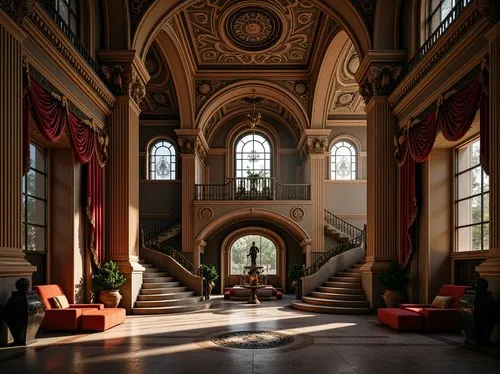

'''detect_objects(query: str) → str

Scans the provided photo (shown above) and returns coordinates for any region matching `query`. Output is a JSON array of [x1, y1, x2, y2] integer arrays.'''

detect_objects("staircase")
[[291, 261, 371, 314], [132, 260, 209, 315]]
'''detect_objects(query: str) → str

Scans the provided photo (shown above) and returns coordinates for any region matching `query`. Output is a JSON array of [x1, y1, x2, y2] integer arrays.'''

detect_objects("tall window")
[[455, 139, 489, 252], [230, 235, 277, 275], [235, 133, 271, 178], [428, 0, 469, 34], [22, 144, 48, 252], [53, 0, 79, 35], [330, 140, 357, 180], [149, 139, 176, 180]]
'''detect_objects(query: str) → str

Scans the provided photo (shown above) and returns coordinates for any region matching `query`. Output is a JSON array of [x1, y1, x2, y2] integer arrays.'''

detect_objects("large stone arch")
[[310, 31, 351, 128], [132, 0, 372, 61], [196, 208, 311, 246], [154, 30, 195, 127], [196, 81, 309, 133]]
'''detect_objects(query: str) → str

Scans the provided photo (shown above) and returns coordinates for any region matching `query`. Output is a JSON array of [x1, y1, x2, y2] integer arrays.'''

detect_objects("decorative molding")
[[301, 136, 328, 157], [25, 6, 115, 111], [390, 3, 484, 108], [359, 64, 403, 103], [176, 130, 209, 161], [181, 0, 323, 67], [98, 50, 150, 107], [198, 207, 214, 221], [195, 79, 238, 112], [275, 80, 311, 111], [290, 207, 305, 222], [0, 0, 35, 26]]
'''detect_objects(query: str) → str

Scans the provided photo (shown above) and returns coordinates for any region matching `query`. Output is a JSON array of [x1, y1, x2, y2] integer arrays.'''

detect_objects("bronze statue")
[[247, 242, 259, 266]]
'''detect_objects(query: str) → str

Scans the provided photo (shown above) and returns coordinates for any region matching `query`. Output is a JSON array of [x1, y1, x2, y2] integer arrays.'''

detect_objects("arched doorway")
[[220, 227, 286, 291]]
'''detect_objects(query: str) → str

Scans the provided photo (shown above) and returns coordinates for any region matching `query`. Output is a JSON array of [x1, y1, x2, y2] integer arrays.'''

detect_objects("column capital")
[[355, 51, 407, 104], [97, 50, 150, 107], [0, 0, 36, 28], [175, 129, 209, 161], [297, 129, 331, 160]]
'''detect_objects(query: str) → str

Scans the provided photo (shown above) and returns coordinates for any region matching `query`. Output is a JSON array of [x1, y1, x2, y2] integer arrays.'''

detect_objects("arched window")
[[428, 0, 469, 35], [149, 139, 176, 180], [230, 235, 277, 275], [235, 133, 272, 178], [330, 140, 357, 180], [54, 0, 80, 36]]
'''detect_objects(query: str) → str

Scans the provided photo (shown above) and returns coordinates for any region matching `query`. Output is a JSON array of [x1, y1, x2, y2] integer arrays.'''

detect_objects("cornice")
[[0, 7, 27, 41], [25, 5, 115, 115], [389, 2, 488, 111]]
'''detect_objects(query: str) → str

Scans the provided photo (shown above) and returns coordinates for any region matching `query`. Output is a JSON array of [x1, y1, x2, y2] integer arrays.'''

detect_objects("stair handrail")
[[139, 212, 181, 243], [303, 227, 366, 277], [324, 209, 363, 239], [140, 226, 201, 277]]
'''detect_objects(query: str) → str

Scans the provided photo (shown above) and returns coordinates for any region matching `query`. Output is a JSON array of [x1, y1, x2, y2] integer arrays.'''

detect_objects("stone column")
[[0, 7, 36, 344], [175, 130, 208, 265], [477, 23, 500, 341], [98, 51, 149, 311], [356, 53, 405, 309], [300, 130, 330, 266]]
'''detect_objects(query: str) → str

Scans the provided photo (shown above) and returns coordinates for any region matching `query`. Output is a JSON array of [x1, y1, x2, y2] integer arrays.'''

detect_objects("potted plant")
[[288, 264, 303, 298], [380, 261, 409, 307], [93, 260, 126, 308], [201, 264, 219, 300]]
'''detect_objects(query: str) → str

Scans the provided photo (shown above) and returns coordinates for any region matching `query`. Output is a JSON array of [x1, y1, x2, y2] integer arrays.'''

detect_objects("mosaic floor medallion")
[[211, 331, 294, 349]]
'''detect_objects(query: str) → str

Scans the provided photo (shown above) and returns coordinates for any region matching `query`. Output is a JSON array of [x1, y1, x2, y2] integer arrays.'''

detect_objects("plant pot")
[[99, 290, 122, 308], [383, 289, 405, 307]]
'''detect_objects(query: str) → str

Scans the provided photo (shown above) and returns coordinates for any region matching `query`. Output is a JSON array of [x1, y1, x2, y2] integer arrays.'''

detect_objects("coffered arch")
[[196, 81, 309, 133], [132, 0, 373, 62]]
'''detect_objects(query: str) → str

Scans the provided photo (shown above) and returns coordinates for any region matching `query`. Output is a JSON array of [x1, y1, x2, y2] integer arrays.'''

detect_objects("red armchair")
[[400, 285, 468, 331], [35, 285, 104, 331]]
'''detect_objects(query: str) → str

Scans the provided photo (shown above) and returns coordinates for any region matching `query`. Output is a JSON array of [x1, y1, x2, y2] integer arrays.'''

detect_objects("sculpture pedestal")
[[242, 265, 265, 304], [245, 285, 266, 304]]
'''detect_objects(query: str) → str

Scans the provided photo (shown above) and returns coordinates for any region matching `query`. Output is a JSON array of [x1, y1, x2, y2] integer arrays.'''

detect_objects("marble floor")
[[0, 296, 499, 374]]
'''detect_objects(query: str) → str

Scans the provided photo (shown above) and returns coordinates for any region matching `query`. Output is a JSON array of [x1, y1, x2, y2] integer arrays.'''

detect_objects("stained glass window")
[[235, 133, 271, 178], [330, 140, 357, 180], [149, 140, 176, 180]]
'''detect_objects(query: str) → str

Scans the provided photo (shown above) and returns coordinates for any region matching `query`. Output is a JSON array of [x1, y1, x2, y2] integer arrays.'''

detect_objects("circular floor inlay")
[[211, 331, 294, 349]]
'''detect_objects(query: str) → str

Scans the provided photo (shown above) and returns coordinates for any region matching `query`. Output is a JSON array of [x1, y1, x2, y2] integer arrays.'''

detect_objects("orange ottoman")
[[81, 308, 126, 332], [377, 308, 424, 331]]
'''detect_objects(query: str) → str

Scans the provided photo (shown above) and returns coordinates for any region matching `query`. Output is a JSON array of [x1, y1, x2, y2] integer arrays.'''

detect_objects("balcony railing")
[[195, 178, 311, 201], [38, 0, 100, 74], [409, 0, 473, 71]]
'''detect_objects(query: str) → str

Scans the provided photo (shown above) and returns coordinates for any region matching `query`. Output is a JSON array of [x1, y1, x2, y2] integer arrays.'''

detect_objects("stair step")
[[302, 296, 369, 308], [317, 286, 364, 295], [337, 271, 362, 277], [142, 277, 175, 283], [291, 301, 371, 315], [329, 276, 362, 283], [135, 297, 201, 308], [143, 272, 169, 278], [143, 268, 162, 274], [132, 302, 210, 315], [310, 292, 367, 301], [351, 263, 364, 269], [137, 291, 195, 301], [324, 281, 362, 289], [141, 281, 181, 289], [140, 286, 188, 295]]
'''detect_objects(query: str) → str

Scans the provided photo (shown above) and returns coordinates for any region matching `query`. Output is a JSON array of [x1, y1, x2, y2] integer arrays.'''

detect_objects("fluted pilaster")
[[477, 23, 500, 288], [0, 11, 36, 277]]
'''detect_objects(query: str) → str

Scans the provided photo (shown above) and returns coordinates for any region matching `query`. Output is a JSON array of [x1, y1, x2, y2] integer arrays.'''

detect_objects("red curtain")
[[29, 79, 67, 142], [68, 114, 95, 164], [397, 71, 487, 269], [86, 156, 104, 266], [398, 153, 417, 269], [24, 72, 106, 267]]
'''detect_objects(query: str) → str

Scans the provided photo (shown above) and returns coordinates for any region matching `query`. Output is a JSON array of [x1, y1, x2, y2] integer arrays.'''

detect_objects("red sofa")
[[378, 285, 468, 332], [35, 284, 125, 332]]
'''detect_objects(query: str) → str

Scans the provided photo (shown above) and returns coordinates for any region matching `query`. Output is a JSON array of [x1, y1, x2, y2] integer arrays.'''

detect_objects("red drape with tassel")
[[24, 73, 105, 267], [397, 72, 488, 269]]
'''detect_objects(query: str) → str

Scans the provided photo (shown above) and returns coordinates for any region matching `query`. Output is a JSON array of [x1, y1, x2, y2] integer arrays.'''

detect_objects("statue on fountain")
[[247, 242, 260, 266]]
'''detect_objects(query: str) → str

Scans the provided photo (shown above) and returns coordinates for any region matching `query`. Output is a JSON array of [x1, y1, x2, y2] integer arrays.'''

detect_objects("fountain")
[[242, 241, 266, 304]]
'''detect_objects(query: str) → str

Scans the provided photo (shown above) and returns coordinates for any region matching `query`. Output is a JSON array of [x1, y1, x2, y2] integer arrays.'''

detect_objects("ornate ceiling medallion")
[[224, 6, 283, 52]]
